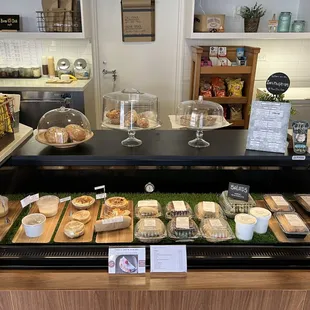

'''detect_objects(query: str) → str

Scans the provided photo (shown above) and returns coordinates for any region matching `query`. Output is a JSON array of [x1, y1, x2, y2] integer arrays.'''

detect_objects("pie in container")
[[72, 196, 95, 210], [105, 197, 128, 210]]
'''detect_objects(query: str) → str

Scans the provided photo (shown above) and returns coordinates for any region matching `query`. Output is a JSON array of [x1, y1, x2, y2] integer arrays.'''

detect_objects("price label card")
[[20, 195, 31, 208], [60, 196, 71, 203], [271, 195, 289, 206], [96, 193, 107, 200], [30, 193, 40, 203], [292, 156, 306, 161], [94, 185, 105, 191], [228, 182, 250, 202], [143, 219, 156, 227], [173, 201, 186, 211], [108, 247, 146, 274], [138, 200, 158, 208], [203, 202, 216, 213], [209, 219, 223, 228], [102, 216, 124, 225], [150, 245, 187, 273], [176, 217, 189, 229]]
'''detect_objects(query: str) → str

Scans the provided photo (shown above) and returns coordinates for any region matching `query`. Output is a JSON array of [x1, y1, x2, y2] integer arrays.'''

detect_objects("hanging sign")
[[266, 72, 290, 95]]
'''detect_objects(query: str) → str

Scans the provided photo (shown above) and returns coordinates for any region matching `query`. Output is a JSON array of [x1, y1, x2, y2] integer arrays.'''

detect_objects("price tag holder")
[[20, 195, 31, 208], [95, 185, 107, 200], [228, 182, 250, 202], [108, 247, 146, 274], [60, 196, 71, 203], [292, 156, 306, 161], [30, 193, 40, 203], [150, 245, 187, 276]]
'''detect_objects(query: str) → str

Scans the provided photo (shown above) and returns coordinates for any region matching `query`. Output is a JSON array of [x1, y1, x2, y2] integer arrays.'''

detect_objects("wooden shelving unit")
[[190, 45, 260, 129]]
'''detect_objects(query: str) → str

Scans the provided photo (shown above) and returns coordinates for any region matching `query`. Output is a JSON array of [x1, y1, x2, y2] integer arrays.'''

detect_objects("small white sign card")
[[108, 247, 146, 274], [246, 101, 291, 154], [95, 185, 107, 200], [150, 245, 187, 273]]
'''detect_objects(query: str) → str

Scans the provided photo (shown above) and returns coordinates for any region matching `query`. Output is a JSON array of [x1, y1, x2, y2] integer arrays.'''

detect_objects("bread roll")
[[64, 221, 85, 239], [45, 127, 69, 144], [72, 210, 91, 224], [136, 117, 149, 128], [65, 124, 87, 141], [94, 216, 131, 232]]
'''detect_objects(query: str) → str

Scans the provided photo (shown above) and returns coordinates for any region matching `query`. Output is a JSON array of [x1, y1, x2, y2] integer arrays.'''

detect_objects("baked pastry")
[[65, 124, 87, 141], [166, 201, 193, 219], [124, 110, 139, 126], [136, 117, 149, 128], [72, 210, 91, 224], [95, 215, 131, 232], [64, 220, 85, 239], [72, 196, 95, 210], [106, 109, 121, 125], [119, 256, 137, 273], [195, 202, 223, 219], [105, 197, 128, 210], [103, 208, 131, 219], [45, 127, 69, 144]]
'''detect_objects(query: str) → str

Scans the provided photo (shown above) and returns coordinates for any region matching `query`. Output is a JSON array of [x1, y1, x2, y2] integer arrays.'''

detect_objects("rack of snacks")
[[191, 46, 260, 128]]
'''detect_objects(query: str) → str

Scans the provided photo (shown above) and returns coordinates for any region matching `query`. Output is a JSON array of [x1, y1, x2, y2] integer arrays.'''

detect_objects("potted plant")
[[240, 2, 266, 33]]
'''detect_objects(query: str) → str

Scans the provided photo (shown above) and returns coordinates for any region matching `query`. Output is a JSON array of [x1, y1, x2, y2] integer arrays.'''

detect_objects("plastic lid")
[[235, 214, 257, 225], [250, 207, 271, 218]]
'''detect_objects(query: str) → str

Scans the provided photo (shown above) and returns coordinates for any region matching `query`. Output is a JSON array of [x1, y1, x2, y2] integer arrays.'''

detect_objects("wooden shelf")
[[208, 97, 247, 104], [0, 32, 88, 40], [201, 66, 252, 75], [229, 120, 245, 127]]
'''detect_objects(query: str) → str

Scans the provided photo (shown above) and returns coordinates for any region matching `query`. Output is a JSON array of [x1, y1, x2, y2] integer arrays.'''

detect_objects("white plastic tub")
[[22, 213, 46, 238], [249, 207, 272, 234], [235, 214, 257, 241]]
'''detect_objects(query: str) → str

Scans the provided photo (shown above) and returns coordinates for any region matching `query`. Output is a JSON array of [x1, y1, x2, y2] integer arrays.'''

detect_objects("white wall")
[[299, 0, 310, 31], [194, 0, 299, 32]]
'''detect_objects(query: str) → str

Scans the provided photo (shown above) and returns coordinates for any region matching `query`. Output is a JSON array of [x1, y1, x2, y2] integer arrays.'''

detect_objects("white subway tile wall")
[[0, 39, 92, 69], [183, 39, 310, 100]]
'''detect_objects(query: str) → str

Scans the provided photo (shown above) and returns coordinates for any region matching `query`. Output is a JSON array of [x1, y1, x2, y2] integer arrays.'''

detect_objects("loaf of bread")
[[65, 124, 87, 141], [45, 127, 69, 144], [94, 216, 131, 232]]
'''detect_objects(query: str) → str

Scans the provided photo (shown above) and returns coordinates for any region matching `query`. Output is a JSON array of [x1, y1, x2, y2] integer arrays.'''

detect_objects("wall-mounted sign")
[[266, 72, 290, 95], [246, 101, 291, 154], [121, 0, 155, 42], [0, 15, 20, 32]]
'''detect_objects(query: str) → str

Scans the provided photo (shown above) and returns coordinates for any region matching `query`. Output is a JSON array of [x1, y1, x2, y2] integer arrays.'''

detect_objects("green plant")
[[240, 2, 266, 19], [257, 91, 296, 115]]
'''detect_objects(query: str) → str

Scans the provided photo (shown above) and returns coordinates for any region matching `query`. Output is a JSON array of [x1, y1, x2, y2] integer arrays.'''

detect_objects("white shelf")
[[188, 32, 310, 40], [0, 32, 88, 40]]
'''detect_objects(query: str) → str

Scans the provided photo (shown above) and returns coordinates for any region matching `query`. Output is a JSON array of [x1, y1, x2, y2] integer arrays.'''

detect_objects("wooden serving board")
[[46, 80, 74, 84], [0, 201, 23, 241], [54, 200, 100, 243], [255, 200, 310, 244], [96, 201, 134, 244], [12, 202, 66, 244]]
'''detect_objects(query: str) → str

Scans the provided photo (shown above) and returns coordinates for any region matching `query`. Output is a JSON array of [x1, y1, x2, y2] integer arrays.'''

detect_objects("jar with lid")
[[32, 66, 41, 78], [0, 196, 9, 218], [6, 67, 13, 78], [11, 66, 19, 78], [57, 58, 72, 78], [74, 58, 90, 80], [0, 67, 8, 78], [24, 67, 33, 78], [278, 12, 292, 32], [291, 20, 306, 32]]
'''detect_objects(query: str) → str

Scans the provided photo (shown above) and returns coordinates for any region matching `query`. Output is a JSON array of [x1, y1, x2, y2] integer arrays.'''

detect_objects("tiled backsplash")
[[0, 39, 92, 68], [183, 39, 310, 100]]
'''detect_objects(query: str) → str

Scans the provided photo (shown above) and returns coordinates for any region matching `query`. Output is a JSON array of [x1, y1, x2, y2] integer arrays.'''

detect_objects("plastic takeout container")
[[249, 207, 271, 234], [234, 213, 257, 241], [294, 194, 310, 213], [165, 201, 193, 219], [167, 217, 200, 242], [135, 218, 166, 243], [37, 195, 59, 218], [194, 201, 224, 220], [135, 200, 162, 218], [22, 213, 46, 238], [263, 194, 294, 213], [200, 218, 235, 242]]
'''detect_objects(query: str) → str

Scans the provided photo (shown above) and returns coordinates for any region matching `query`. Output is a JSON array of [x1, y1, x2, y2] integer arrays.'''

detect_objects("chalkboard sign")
[[228, 182, 250, 202], [266, 72, 290, 95], [0, 15, 20, 31]]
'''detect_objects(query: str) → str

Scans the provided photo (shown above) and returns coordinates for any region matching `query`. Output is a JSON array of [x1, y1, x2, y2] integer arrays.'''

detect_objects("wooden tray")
[[96, 201, 134, 244], [54, 200, 100, 243], [12, 202, 66, 244], [256, 200, 310, 244], [0, 201, 23, 241], [46, 80, 73, 84]]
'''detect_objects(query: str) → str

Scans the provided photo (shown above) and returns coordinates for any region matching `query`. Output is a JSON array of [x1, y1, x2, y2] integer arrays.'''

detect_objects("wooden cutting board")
[[96, 201, 134, 244], [12, 202, 66, 244], [0, 201, 23, 241], [255, 200, 310, 244], [54, 200, 100, 243], [46, 80, 73, 84]]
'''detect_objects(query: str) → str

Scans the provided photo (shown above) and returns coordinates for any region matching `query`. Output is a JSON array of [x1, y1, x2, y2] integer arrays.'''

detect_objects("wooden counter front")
[[0, 270, 310, 310]]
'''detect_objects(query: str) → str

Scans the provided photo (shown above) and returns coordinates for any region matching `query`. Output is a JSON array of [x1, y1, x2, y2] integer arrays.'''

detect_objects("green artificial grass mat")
[[2, 192, 278, 245]]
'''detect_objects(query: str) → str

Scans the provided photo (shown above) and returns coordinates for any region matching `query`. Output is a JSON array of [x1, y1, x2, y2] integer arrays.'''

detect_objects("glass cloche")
[[176, 98, 230, 148], [36, 106, 94, 148], [102, 88, 161, 147]]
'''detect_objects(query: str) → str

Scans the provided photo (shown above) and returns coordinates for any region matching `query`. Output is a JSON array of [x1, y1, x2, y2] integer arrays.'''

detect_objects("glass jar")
[[32, 66, 41, 78], [11, 66, 19, 78], [0, 196, 9, 218], [24, 67, 33, 78], [0, 67, 8, 78], [278, 12, 292, 32], [291, 20, 306, 32], [19, 67, 26, 78]]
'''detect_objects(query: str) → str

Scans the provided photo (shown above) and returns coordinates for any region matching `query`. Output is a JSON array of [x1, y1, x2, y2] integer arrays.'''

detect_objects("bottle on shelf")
[[42, 56, 48, 77], [47, 56, 56, 78]]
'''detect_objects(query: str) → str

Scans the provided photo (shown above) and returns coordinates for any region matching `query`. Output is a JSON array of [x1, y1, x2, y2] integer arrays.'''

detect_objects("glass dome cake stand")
[[175, 99, 231, 148], [102, 89, 161, 147]]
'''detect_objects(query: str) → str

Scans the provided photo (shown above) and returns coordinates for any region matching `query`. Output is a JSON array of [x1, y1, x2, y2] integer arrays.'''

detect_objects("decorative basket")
[[36, 10, 82, 32], [244, 18, 260, 32], [0, 97, 14, 151]]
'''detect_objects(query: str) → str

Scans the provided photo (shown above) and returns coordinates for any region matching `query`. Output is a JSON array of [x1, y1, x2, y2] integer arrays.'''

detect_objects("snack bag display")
[[226, 78, 244, 97]]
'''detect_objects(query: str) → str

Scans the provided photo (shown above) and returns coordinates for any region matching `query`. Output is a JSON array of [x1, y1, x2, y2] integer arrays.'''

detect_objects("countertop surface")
[[0, 124, 33, 166], [257, 87, 310, 101], [0, 78, 92, 92], [10, 129, 309, 167]]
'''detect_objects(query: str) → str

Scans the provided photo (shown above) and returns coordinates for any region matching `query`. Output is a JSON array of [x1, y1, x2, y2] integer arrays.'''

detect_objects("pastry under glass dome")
[[175, 99, 230, 148], [36, 106, 94, 148], [102, 88, 161, 147]]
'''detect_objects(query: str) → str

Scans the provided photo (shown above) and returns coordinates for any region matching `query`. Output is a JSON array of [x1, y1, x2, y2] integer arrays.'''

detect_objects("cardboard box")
[[121, 0, 155, 42], [0, 15, 20, 32], [194, 14, 225, 33]]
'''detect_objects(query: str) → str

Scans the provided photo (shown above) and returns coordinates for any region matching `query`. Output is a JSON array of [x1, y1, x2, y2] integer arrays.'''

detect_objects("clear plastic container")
[[263, 194, 294, 213], [165, 201, 193, 219], [135, 218, 166, 243], [36, 106, 93, 148], [167, 217, 200, 242], [275, 212, 309, 239], [37, 195, 59, 218], [294, 194, 310, 213], [194, 201, 224, 220], [135, 200, 162, 218], [219, 191, 256, 219], [22, 213, 46, 238], [0, 196, 9, 218], [200, 218, 235, 242]]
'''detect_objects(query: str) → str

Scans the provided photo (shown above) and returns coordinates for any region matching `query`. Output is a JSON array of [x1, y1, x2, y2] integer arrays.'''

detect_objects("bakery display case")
[[0, 129, 310, 270]]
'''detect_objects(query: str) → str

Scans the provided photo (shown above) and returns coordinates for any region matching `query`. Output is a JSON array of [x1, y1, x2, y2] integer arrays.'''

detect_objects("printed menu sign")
[[246, 101, 291, 153], [266, 72, 290, 95]]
